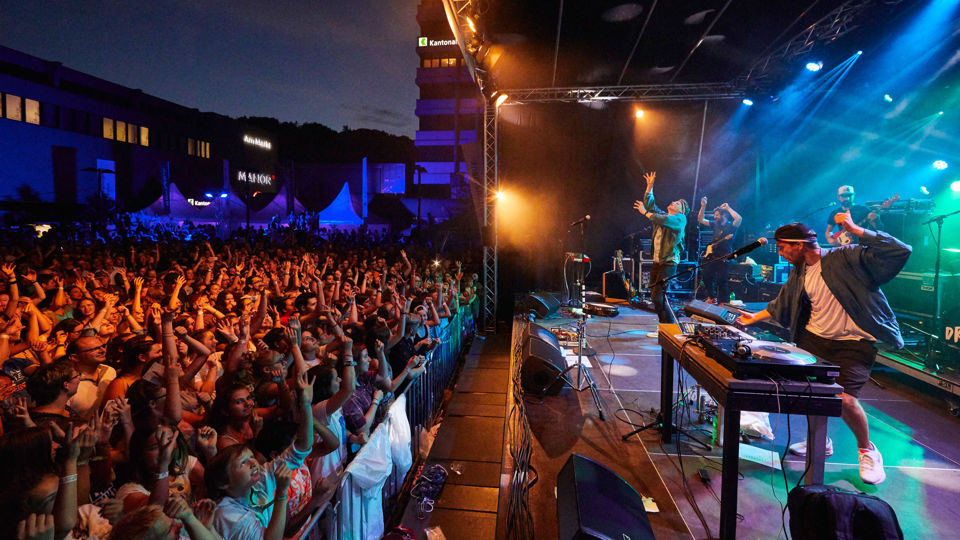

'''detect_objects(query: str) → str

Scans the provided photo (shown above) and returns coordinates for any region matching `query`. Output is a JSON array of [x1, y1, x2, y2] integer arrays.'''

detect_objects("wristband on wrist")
[[7, 279, 16, 284], [60, 474, 78, 484], [154, 471, 169, 480]]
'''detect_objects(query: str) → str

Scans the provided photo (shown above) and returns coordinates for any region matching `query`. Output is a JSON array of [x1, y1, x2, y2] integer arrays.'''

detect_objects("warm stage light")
[[742, 98, 754, 106], [494, 93, 508, 108], [883, 94, 893, 102], [465, 16, 477, 33], [934, 160, 949, 170], [496, 190, 505, 201], [635, 109, 644, 119], [921, 186, 930, 195], [805, 61, 823, 72], [952, 181, 960, 192]]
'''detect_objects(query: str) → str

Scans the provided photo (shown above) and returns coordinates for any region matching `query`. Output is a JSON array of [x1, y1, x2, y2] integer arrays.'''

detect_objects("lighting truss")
[[481, 100, 498, 333], [500, 82, 745, 103], [743, 0, 879, 85]]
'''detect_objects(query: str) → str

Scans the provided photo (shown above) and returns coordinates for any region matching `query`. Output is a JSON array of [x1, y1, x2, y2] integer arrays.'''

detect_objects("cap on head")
[[774, 222, 818, 244], [837, 185, 855, 197]]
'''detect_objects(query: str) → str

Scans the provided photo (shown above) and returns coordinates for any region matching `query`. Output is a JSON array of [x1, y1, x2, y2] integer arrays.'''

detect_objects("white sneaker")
[[788, 437, 834, 457], [858, 443, 886, 485]]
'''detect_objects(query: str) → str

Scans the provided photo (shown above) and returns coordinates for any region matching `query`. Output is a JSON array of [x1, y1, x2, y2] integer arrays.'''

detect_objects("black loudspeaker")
[[883, 272, 959, 319], [521, 324, 566, 395], [520, 291, 560, 319], [556, 454, 655, 540], [602, 271, 631, 301]]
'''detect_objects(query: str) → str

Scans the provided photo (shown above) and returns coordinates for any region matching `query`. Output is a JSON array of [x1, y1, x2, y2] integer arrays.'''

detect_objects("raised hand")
[[1, 263, 15, 280], [197, 426, 218, 457], [643, 171, 656, 186], [133, 276, 144, 290], [192, 499, 217, 527], [251, 411, 264, 435], [16, 513, 55, 540], [701, 196, 708, 208], [155, 426, 177, 472], [296, 370, 315, 404], [275, 463, 292, 491]]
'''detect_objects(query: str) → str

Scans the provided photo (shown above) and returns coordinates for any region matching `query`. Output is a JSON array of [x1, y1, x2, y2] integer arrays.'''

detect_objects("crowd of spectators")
[[0, 221, 479, 540]]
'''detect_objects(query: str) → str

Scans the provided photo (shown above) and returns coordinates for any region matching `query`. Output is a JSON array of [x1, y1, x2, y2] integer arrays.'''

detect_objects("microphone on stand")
[[724, 237, 768, 260], [570, 215, 591, 227]]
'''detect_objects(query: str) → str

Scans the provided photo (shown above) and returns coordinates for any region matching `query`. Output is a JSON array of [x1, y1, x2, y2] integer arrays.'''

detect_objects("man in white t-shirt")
[[738, 216, 911, 485], [66, 335, 116, 419]]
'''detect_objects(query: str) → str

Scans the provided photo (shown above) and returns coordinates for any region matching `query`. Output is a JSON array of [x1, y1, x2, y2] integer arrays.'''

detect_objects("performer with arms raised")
[[633, 171, 689, 326], [737, 212, 911, 484], [697, 197, 742, 303]]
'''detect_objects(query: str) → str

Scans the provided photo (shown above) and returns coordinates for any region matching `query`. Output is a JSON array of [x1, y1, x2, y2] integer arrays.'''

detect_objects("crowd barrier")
[[293, 301, 477, 539]]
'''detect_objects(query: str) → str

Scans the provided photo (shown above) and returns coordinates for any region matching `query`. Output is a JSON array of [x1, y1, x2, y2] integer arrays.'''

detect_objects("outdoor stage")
[[511, 304, 960, 539]]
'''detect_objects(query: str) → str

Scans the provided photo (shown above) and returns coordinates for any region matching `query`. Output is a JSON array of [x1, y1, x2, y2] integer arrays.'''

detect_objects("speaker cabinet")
[[521, 325, 566, 396], [557, 454, 655, 540], [520, 291, 560, 319], [602, 271, 631, 301]]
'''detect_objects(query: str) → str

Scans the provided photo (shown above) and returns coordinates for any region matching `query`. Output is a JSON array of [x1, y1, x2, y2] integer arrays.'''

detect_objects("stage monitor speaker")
[[521, 330, 566, 396], [520, 291, 560, 319], [557, 454, 655, 540], [883, 272, 959, 320]]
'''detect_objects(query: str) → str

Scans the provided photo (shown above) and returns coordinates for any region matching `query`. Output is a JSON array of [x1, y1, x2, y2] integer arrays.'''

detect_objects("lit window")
[[24, 99, 39, 125], [116, 120, 126, 142], [128, 123, 138, 144], [5, 94, 22, 121], [139, 126, 149, 146], [103, 117, 114, 139], [201, 141, 208, 158], [429, 58, 440, 68], [187, 138, 196, 156]]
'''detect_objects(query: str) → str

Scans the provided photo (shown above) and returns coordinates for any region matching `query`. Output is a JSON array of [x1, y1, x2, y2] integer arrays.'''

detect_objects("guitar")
[[702, 237, 727, 259], [830, 194, 899, 246], [614, 250, 638, 299]]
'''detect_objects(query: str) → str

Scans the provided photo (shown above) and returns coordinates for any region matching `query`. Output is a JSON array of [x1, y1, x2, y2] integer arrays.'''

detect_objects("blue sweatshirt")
[[766, 230, 911, 348]]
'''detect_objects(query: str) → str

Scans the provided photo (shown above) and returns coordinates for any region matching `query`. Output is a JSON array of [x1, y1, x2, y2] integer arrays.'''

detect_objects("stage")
[[512, 304, 960, 539]]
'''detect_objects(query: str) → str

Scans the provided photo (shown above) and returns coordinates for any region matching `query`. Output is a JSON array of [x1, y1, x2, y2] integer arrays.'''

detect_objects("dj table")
[[656, 324, 843, 539]]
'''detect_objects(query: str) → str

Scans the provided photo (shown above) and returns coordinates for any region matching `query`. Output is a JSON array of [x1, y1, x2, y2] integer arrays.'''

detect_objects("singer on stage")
[[737, 215, 911, 485], [633, 171, 689, 325]]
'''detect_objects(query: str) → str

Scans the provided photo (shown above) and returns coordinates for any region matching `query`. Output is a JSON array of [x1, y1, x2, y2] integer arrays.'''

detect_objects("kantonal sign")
[[418, 37, 456, 47], [243, 135, 272, 150]]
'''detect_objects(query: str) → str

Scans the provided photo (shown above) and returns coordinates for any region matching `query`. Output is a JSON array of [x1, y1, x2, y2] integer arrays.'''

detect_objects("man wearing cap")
[[737, 215, 911, 484], [826, 185, 880, 245], [633, 171, 689, 326]]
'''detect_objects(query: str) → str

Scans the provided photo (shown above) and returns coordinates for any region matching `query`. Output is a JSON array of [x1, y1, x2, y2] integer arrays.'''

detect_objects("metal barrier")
[[291, 302, 476, 539]]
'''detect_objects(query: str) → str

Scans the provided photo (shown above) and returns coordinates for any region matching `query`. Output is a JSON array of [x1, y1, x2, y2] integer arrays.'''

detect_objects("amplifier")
[[603, 271, 632, 301], [883, 272, 959, 319], [730, 263, 762, 281], [773, 264, 791, 284]]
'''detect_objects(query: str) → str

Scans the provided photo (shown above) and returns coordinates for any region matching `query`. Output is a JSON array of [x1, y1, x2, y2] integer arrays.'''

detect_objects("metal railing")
[[290, 302, 476, 539]]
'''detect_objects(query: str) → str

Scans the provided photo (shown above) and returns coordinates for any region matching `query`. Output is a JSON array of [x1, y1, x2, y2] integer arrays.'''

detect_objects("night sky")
[[1, 0, 421, 137]]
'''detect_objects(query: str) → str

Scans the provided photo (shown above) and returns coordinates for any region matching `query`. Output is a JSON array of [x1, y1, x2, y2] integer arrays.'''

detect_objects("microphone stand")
[[798, 202, 837, 221]]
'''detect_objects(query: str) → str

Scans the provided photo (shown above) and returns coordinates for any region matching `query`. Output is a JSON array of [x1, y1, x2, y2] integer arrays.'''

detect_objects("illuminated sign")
[[243, 135, 272, 150], [237, 170, 274, 186], [186, 198, 211, 207], [418, 37, 456, 47]]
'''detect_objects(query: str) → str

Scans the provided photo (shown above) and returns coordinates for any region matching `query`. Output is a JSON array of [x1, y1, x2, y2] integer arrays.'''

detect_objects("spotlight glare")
[[742, 98, 754, 106], [934, 160, 949, 170], [204, 192, 214, 198], [496, 190, 505, 201], [939, 111, 944, 115], [494, 93, 508, 108], [921, 186, 930, 195], [952, 181, 960, 192], [883, 94, 893, 102], [635, 108, 644, 119], [220, 192, 229, 198], [857, 50, 863, 55], [805, 61, 823, 72]]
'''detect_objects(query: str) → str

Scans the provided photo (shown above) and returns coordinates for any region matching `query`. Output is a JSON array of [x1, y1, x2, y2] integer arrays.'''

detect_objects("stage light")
[[856, 50, 863, 55], [635, 108, 644, 119], [494, 93, 508, 108], [465, 16, 477, 33], [742, 98, 754, 106], [204, 192, 214, 198], [883, 94, 893, 102], [433, 259, 441, 267], [939, 111, 944, 115], [952, 180, 960, 192], [921, 186, 930, 195], [496, 190, 505, 201], [934, 160, 949, 170], [945, 248, 960, 253], [220, 192, 229, 198], [805, 61, 823, 72]]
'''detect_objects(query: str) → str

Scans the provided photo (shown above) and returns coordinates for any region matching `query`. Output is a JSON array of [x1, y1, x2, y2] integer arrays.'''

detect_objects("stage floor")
[[521, 304, 960, 539]]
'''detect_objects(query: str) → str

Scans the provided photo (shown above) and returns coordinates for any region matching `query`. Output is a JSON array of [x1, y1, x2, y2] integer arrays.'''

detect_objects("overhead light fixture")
[[635, 109, 644, 119], [933, 160, 948, 170], [495, 93, 509, 108], [952, 180, 960, 192], [805, 61, 823, 72], [465, 16, 477, 33], [742, 98, 754, 106], [496, 190, 505, 201], [921, 186, 930, 195], [883, 94, 893, 102], [220, 192, 229, 198], [204, 192, 214, 198]]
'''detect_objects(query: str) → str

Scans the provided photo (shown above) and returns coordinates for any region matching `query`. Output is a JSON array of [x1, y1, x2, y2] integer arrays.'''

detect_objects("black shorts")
[[796, 330, 877, 398]]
